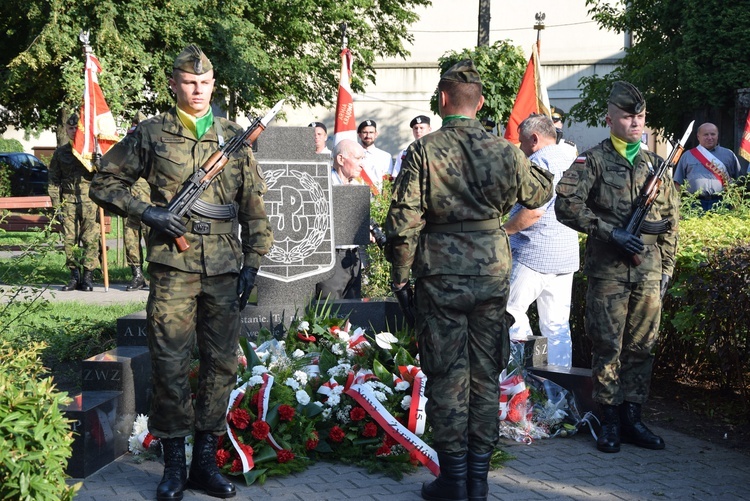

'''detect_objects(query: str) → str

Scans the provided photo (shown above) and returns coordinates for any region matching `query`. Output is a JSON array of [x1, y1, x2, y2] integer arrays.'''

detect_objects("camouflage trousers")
[[60, 199, 100, 270], [415, 274, 512, 455], [123, 218, 147, 266], [146, 263, 240, 438], [585, 277, 662, 406]]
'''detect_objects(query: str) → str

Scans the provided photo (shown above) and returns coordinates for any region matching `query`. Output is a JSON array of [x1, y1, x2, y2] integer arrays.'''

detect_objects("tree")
[[569, 0, 750, 141], [0, 0, 431, 134], [429, 41, 527, 126]]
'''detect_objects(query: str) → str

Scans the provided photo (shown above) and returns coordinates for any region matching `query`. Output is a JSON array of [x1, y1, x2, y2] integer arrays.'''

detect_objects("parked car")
[[0, 152, 49, 196]]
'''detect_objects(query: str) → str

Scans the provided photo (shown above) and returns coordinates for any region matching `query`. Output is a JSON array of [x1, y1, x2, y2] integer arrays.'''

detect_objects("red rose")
[[375, 444, 391, 456], [215, 448, 231, 468], [230, 458, 243, 472], [278, 404, 296, 422], [251, 420, 271, 440], [277, 449, 295, 463], [362, 422, 378, 438], [349, 406, 366, 422], [240, 443, 254, 458], [306, 431, 319, 450], [228, 408, 251, 430], [329, 426, 345, 443]]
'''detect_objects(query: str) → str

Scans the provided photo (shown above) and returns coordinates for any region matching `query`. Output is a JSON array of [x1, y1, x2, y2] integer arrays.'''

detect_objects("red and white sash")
[[690, 146, 728, 186]]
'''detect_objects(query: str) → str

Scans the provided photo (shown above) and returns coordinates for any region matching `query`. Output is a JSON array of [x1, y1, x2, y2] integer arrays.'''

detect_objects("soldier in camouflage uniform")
[[90, 45, 273, 501], [123, 112, 151, 291], [385, 60, 553, 501], [48, 113, 101, 291], [555, 81, 679, 454]]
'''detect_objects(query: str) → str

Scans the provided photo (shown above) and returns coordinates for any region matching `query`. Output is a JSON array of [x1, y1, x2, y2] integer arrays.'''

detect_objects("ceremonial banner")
[[503, 44, 550, 145], [72, 47, 119, 171], [333, 48, 357, 146], [740, 109, 750, 162]]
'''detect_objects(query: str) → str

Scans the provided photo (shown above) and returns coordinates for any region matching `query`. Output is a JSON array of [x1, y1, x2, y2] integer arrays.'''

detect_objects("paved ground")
[[69, 425, 750, 501], [0, 281, 149, 305]]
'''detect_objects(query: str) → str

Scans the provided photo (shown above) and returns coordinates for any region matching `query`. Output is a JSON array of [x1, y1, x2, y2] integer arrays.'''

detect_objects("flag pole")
[[534, 12, 546, 55]]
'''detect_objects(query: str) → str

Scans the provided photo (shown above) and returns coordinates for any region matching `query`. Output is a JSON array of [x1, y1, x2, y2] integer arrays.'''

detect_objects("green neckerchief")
[[610, 133, 641, 165], [176, 107, 214, 140], [442, 114, 470, 122]]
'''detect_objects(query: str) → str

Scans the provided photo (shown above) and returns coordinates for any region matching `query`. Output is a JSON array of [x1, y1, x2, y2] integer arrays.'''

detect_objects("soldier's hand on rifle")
[[237, 266, 258, 311], [141, 206, 187, 238], [610, 228, 644, 255], [660, 274, 670, 300], [391, 281, 415, 328]]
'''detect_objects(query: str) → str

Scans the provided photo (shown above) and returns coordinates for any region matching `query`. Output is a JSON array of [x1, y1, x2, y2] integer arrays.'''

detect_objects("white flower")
[[331, 385, 344, 395], [296, 389, 311, 405], [327, 394, 341, 407], [328, 363, 352, 378], [251, 365, 269, 376], [298, 321, 310, 332], [285, 377, 300, 390], [375, 331, 399, 350], [373, 390, 387, 402], [247, 375, 264, 386], [322, 408, 332, 419], [337, 330, 350, 342], [332, 344, 344, 355], [256, 351, 270, 363], [294, 370, 308, 386], [401, 395, 412, 410], [395, 380, 410, 392], [292, 349, 305, 359]]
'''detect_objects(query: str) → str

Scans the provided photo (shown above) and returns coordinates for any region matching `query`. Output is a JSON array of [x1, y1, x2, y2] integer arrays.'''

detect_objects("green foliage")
[[363, 175, 395, 298], [429, 41, 527, 126], [0, 340, 80, 501], [0, 137, 24, 152], [571, 0, 750, 138], [0, 164, 11, 197], [0, 0, 431, 132]]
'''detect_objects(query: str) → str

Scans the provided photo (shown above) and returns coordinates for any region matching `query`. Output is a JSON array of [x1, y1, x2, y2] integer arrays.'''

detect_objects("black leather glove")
[[391, 282, 415, 328], [141, 206, 187, 238], [660, 273, 670, 300], [610, 228, 644, 255], [237, 266, 258, 311]]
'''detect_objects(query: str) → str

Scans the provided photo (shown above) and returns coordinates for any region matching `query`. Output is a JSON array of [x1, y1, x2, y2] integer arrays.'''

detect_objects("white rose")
[[395, 380, 410, 392], [285, 377, 300, 390], [296, 389, 311, 405], [251, 365, 269, 376], [292, 349, 305, 359], [294, 370, 308, 385], [401, 395, 412, 410], [247, 375, 264, 386]]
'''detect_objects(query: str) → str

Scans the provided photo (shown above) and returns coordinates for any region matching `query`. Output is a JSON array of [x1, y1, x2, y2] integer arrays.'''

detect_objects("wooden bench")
[[0, 196, 111, 233]]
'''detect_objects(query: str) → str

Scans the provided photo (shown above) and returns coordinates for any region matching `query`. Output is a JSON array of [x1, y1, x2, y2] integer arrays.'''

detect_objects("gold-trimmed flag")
[[503, 44, 550, 145]]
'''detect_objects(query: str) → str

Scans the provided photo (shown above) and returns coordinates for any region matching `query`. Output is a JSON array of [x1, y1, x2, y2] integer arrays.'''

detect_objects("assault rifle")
[[168, 99, 285, 252], [625, 120, 694, 265]]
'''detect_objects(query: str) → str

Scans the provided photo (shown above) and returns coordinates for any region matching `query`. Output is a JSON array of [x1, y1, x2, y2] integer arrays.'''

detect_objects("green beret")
[[66, 114, 79, 126], [173, 44, 213, 75], [441, 59, 482, 85], [608, 81, 646, 114]]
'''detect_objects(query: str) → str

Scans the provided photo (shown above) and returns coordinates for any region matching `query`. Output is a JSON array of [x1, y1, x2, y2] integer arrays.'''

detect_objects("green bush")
[[0, 340, 80, 500]]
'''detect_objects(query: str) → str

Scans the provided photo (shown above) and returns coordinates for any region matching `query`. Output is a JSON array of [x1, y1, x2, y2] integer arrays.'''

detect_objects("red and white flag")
[[503, 44, 550, 145], [739, 109, 750, 162], [72, 49, 119, 172], [333, 48, 357, 146]]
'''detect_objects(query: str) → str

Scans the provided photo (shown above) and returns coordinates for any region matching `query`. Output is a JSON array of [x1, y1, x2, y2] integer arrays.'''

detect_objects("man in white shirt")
[[357, 119, 392, 193], [391, 115, 432, 178], [309, 121, 331, 155]]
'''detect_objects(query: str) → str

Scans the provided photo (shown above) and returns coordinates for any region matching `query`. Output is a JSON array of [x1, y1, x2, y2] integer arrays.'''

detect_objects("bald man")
[[674, 122, 741, 210]]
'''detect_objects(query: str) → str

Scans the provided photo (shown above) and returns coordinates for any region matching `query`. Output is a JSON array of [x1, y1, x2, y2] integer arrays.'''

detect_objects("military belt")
[[422, 218, 501, 233], [191, 199, 237, 220], [189, 220, 235, 235]]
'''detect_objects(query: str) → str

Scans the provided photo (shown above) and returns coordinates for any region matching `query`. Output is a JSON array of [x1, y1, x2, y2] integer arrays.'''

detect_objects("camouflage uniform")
[[90, 108, 273, 438], [48, 142, 101, 271], [123, 178, 150, 266], [555, 139, 679, 405], [385, 115, 553, 456]]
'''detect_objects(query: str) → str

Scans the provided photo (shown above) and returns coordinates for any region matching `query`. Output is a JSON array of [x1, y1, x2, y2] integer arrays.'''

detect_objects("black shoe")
[[597, 404, 621, 453], [157, 438, 187, 501], [620, 401, 665, 450], [126, 265, 148, 291], [422, 452, 468, 501], [61, 268, 80, 291], [467, 449, 492, 501], [79, 268, 94, 291], [187, 432, 236, 499]]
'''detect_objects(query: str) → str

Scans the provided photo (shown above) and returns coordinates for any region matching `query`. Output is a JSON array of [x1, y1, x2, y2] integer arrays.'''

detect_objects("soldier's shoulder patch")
[[574, 154, 587, 164]]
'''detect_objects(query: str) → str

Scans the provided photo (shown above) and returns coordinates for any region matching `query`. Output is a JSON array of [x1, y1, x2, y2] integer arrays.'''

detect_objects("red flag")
[[740, 110, 750, 162], [333, 48, 357, 146], [503, 44, 550, 145], [72, 49, 119, 172]]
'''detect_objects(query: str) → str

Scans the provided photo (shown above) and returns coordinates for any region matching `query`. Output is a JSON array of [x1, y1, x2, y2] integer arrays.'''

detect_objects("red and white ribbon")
[[499, 374, 526, 421], [226, 382, 254, 472]]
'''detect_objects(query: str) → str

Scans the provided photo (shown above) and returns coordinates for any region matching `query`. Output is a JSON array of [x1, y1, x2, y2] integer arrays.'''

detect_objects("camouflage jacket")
[[384, 117, 554, 283], [90, 107, 273, 275], [48, 142, 95, 205], [555, 137, 679, 281]]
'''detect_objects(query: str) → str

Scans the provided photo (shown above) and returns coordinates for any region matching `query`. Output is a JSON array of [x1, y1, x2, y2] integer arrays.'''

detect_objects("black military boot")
[[187, 431, 236, 498], [421, 452, 468, 501], [157, 437, 187, 501], [467, 449, 492, 501], [126, 265, 148, 291], [61, 268, 80, 291], [79, 268, 94, 291], [620, 401, 665, 450], [597, 404, 621, 453]]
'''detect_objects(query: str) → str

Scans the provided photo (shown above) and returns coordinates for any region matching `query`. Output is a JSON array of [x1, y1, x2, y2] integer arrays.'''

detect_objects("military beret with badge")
[[173, 44, 213, 75], [608, 81, 646, 114], [410, 115, 430, 128]]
